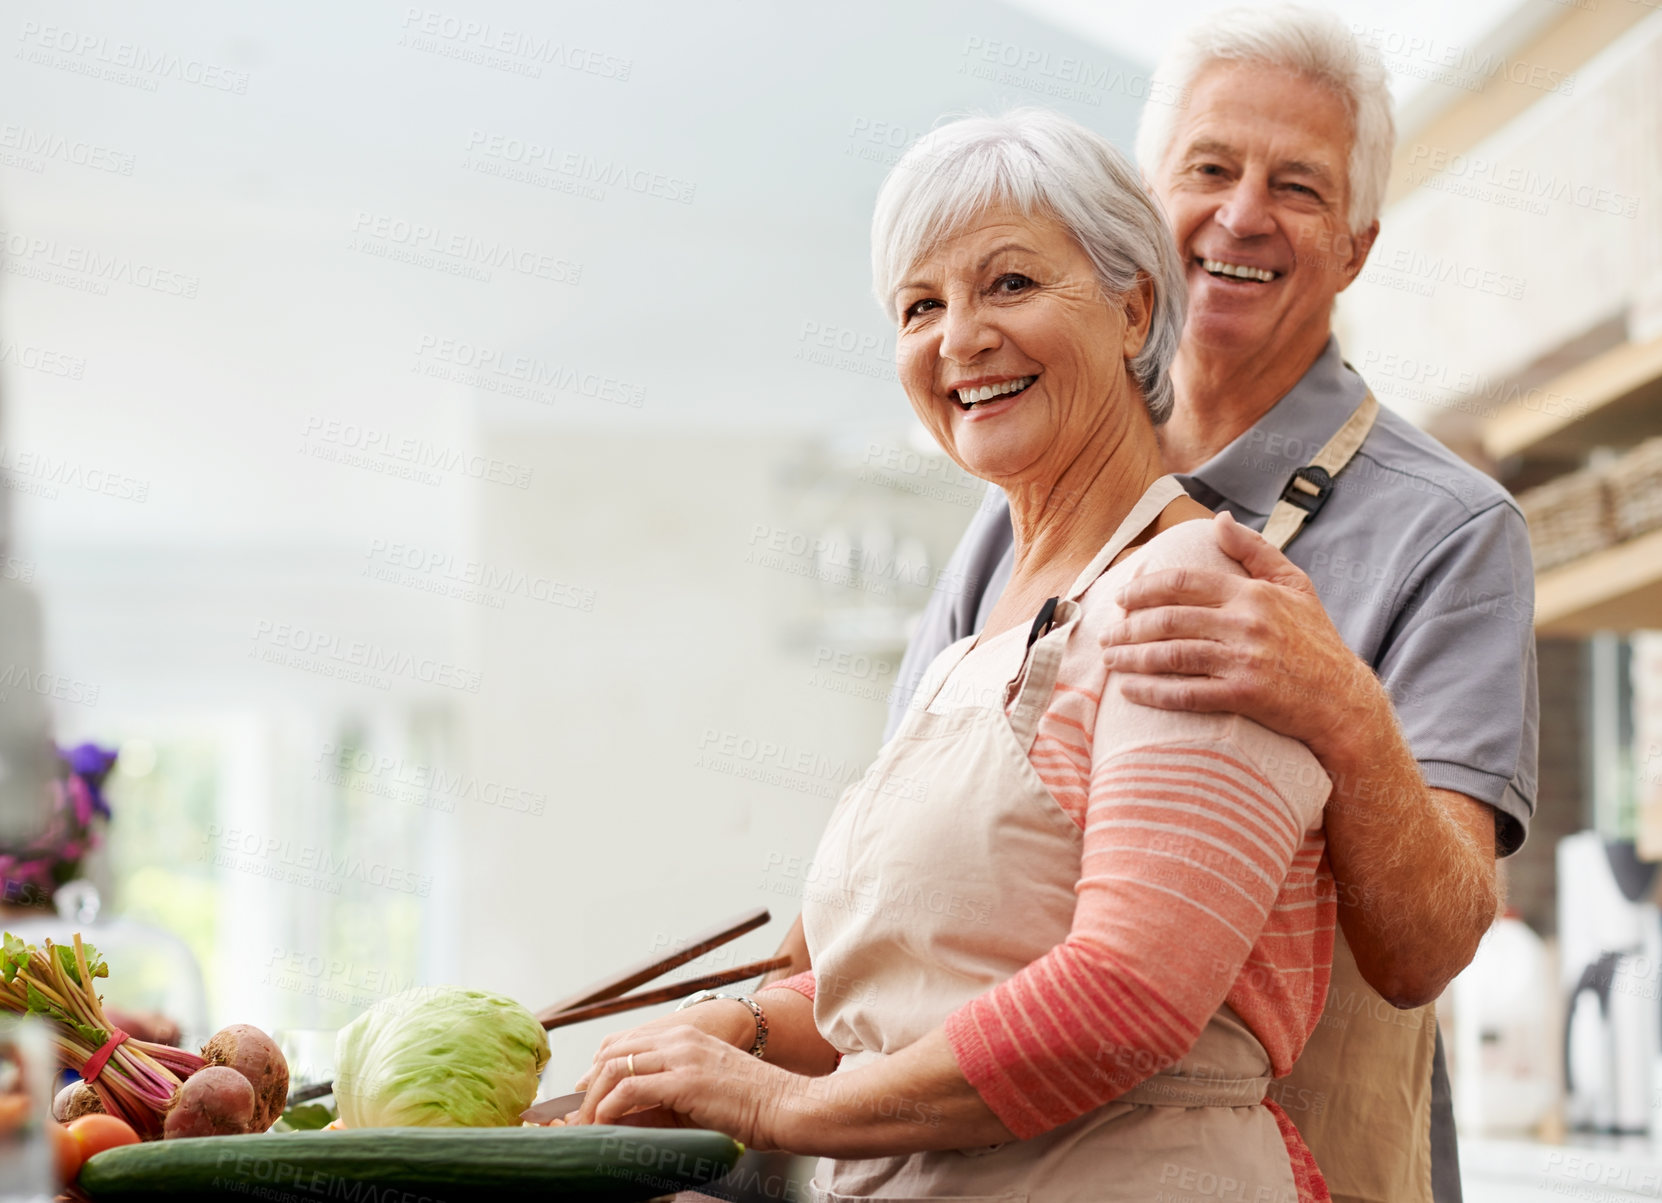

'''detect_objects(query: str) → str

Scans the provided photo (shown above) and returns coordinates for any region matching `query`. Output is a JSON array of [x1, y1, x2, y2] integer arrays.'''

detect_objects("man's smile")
[[1196, 257, 1281, 283]]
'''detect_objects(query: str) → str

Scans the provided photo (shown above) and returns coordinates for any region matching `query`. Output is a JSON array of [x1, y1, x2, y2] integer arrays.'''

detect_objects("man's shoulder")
[[1349, 394, 1520, 524]]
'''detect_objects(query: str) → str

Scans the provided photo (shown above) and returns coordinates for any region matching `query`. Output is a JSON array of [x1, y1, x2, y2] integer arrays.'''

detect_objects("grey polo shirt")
[[884, 335, 1539, 1203], [887, 335, 1537, 851]]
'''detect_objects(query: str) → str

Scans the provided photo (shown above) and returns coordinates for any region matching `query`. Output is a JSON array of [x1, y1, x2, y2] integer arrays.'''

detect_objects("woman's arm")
[[575, 1019, 1011, 1156], [760, 915, 811, 985], [576, 720, 1327, 1153], [578, 527, 1330, 1153], [576, 973, 838, 1092]]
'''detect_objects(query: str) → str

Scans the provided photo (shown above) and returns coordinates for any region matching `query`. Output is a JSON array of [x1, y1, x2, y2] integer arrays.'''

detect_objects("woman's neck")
[[1001, 404, 1166, 592]]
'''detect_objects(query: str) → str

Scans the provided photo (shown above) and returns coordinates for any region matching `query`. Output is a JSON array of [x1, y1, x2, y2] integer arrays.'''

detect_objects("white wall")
[[456, 427, 979, 1087], [1338, 12, 1662, 417]]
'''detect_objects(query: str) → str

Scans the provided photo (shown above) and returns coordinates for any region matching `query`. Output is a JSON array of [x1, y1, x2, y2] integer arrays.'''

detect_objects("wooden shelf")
[[1485, 333, 1662, 462], [1535, 526, 1662, 635]]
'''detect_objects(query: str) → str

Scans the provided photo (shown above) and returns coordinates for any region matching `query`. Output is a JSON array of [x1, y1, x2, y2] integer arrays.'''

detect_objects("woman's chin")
[[956, 446, 1039, 486]]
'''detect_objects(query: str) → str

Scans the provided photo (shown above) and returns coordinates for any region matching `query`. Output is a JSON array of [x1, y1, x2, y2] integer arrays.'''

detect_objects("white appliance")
[[1451, 913, 1556, 1134], [1558, 831, 1661, 1135]]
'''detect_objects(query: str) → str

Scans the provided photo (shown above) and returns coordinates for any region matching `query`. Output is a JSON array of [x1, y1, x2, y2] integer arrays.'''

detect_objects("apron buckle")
[[1279, 464, 1334, 517]]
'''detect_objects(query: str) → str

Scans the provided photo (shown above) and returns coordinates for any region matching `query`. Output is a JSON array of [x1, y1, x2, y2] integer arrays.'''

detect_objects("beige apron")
[[1261, 391, 1437, 1203], [801, 476, 1304, 1203]]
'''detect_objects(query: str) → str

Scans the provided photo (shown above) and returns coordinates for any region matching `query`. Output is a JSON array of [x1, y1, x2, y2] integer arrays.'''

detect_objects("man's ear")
[[1336, 220, 1380, 292], [1121, 272, 1157, 359]]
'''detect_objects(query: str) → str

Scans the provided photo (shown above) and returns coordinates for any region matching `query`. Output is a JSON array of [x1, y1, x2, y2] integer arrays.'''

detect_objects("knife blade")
[[520, 1090, 586, 1125]]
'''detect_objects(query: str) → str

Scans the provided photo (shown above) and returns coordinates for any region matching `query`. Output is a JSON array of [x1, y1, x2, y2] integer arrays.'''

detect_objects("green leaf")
[[73, 1021, 108, 1047], [24, 982, 65, 1020], [280, 1102, 337, 1131], [54, 943, 84, 987], [1, 933, 28, 985], [81, 943, 108, 980]]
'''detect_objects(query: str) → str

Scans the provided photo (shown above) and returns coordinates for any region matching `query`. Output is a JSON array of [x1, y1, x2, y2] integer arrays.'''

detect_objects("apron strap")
[[1007, 599, 1077, 753], [1258, 392, 1378, 552], [1117, 1071, 1271, 1109], [1006, 474, 1188, 752], [1062, 474, 1189, 599]]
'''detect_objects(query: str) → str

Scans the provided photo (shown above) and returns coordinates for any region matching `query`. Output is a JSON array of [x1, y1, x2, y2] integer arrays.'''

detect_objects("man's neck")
[[1159, 328, 1331, 474]]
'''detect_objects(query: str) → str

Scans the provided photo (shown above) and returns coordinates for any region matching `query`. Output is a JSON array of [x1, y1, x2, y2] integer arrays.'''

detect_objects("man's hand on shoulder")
[[1100, 510, 1379, 762], [1102, 511, 1504, 1006]]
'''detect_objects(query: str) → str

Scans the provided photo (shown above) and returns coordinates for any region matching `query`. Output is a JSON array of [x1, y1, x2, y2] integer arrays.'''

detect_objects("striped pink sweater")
[[776, 520, 1336, 1189]]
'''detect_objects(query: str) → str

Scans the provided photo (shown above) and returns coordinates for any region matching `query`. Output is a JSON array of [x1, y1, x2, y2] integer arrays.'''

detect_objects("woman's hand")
[[576, 999, 757, 1093], [571, 1025, 802, 1151]]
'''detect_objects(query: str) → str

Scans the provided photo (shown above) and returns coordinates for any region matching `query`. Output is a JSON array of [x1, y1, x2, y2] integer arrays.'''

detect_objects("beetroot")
[[200, 1024, 288, 1132], [163, 1066, 255, 1139]]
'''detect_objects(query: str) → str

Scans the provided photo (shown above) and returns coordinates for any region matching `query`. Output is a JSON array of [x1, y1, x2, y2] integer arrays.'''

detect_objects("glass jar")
[[0, 1014, 53, 1202]]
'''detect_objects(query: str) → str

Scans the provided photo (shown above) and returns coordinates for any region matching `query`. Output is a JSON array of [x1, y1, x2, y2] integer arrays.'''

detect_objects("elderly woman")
[[572, 110, 1335, 1202]]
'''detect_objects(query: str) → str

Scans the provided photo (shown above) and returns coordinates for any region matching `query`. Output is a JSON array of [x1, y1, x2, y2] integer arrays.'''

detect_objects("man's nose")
[[1214, 179, 1275, 240], [938, 302, 1001, 365]]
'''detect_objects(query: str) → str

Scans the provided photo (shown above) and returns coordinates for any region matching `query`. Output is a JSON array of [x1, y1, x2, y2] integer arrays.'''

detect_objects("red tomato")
[[67, 1113, 141, 1162], [48, 1121, 83, 1186]]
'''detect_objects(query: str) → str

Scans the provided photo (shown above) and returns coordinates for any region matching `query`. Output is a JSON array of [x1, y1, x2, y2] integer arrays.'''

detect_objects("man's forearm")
[[1315, 679, 1500, 1007]]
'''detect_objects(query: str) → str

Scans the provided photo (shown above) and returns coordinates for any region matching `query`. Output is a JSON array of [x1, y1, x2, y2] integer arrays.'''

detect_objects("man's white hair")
[[870, 109, 1187, 424], [1134, 4, 1396, 232]]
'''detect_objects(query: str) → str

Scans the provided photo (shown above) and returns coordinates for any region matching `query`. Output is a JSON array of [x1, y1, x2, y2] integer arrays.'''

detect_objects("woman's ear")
[[1121, 272, 1156, 359]]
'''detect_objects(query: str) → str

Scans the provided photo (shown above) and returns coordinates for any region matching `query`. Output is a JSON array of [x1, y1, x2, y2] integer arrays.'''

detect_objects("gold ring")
[[626, 1053, 637, 1077]]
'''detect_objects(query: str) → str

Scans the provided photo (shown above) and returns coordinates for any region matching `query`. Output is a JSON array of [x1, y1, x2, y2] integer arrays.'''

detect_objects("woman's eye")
[[992, 273, 1033, 295], [903, 298, 940, 321]]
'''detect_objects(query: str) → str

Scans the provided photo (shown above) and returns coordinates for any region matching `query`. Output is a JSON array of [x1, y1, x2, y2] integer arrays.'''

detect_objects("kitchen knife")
[[520, 1090, 585, 1125]]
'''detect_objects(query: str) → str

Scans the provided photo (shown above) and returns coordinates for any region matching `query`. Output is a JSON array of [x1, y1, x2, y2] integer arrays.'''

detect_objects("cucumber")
[[78, 1126, 745, 1203]]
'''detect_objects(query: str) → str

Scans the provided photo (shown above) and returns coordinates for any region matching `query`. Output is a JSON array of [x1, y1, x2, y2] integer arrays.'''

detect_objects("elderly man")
[[772, 8, 1536, 1203]]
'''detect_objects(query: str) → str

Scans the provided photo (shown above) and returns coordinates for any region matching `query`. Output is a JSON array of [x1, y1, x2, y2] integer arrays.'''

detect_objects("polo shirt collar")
[[1176, 335, 1369, 518]]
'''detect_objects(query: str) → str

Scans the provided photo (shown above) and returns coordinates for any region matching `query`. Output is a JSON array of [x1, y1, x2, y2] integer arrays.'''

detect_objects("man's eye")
[[992, 273, 1033, 294], [1284, 182, 1318, 197]]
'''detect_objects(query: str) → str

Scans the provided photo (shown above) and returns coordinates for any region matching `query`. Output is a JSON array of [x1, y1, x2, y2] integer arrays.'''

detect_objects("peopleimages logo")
[[0, 229, 199, 298], [348, 212, 582, 286], [1405, 144, 1639, 219], [299, 416, 533, 489], [15, 21, 251, 94], [363, 537, 596, 613], [398, 8, 633, 81], [0, 124, 135, 175], [249, 619, 483, 694], [463, 131, 695, 204]]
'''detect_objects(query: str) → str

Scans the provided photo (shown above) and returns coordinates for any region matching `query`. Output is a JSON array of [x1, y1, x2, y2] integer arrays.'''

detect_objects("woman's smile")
[[949, 374, 1038, 415]]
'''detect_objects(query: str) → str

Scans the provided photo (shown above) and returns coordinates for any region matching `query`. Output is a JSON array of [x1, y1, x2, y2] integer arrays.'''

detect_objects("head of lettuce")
[[334, 986, 551, 1127]]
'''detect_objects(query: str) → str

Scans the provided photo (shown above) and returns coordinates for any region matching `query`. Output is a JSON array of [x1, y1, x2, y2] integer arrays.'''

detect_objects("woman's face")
[[893, 206, 1152, 489]]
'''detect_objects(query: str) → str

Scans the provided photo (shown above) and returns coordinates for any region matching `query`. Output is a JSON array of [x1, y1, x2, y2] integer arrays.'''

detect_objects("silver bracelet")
[[676, 989, 768, 1059]]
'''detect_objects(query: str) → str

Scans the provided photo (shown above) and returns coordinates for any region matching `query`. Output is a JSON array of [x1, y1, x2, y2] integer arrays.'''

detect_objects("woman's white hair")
[[1135, 4, 1395, 233], [870, 109, 1187, 425]]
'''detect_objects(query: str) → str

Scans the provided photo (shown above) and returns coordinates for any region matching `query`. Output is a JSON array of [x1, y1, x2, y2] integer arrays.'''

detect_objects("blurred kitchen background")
[[1, 0, 1659, 1196]]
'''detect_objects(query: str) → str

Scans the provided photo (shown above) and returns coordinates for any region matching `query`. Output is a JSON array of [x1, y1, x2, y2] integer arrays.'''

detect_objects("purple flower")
[[60, 741, 118, 818]]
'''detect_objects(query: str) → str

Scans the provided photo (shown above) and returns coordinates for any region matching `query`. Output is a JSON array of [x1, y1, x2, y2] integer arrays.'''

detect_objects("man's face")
[[1152, 62, 1377, 362]]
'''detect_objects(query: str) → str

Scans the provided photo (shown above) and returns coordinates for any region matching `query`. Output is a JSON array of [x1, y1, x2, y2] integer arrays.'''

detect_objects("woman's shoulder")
[[1122, 515, 1240, 578], [1074, 515, 1236, 614]]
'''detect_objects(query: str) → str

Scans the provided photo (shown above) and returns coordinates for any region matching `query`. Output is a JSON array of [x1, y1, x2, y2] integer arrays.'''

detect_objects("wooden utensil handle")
[[535, 906, 772, 1023], [542, 956, 794, 1029]]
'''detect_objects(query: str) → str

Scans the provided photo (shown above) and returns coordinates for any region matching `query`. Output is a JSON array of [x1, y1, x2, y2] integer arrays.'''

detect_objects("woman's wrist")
[[686, 997, 762, 1052]]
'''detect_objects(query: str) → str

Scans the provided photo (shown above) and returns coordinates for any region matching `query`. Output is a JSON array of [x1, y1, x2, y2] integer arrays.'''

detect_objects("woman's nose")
[[937, 302, 1001, 366]]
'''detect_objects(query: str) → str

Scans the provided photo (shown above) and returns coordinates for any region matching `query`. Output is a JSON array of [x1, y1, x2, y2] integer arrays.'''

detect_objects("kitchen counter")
[[1463, 1136, 1662, 1201]]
